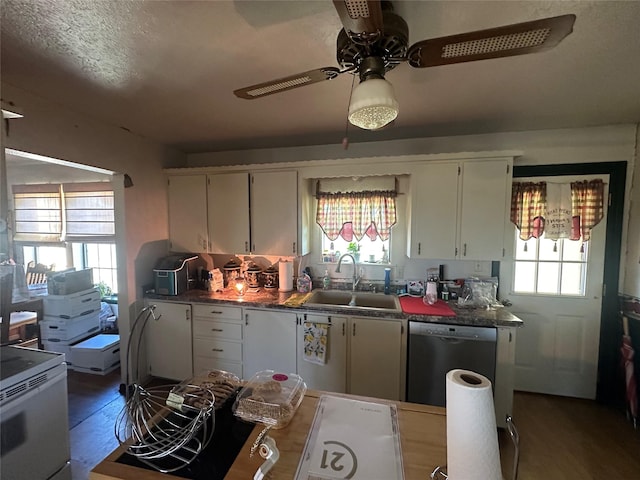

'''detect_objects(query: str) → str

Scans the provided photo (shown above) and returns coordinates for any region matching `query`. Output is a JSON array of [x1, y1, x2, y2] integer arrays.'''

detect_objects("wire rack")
[[114, 305, 216, 473]]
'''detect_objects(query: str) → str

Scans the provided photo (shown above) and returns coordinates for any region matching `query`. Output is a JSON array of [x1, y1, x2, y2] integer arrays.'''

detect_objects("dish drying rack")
[[114, 304, 220, 473]]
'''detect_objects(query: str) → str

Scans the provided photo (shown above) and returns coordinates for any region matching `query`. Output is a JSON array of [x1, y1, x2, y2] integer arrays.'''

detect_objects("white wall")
[[1, 83, 187, 384]]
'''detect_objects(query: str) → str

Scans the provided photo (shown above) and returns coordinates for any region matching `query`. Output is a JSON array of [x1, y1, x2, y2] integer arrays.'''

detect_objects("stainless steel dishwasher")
[[407, 321, 497, 407]]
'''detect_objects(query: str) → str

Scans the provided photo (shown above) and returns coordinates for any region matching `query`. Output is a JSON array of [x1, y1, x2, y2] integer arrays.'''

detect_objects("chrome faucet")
[[336, 253, 361, 291]]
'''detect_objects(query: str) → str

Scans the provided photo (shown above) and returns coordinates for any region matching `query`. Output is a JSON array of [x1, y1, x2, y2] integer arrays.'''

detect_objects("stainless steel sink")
[[304, 290, 401, 312]]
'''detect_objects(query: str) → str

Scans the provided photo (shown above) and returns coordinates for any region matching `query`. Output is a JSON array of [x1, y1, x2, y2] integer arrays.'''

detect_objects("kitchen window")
[[315, 176, 396, 264], [13, 182, 118, 292], [510, 179, 605, 296], [513, 233, 588, 295]]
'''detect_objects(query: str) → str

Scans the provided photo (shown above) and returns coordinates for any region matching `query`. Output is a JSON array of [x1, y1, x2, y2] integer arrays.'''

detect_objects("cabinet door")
[[146, 301, 192, 381], [297, 313, 347, 393], [349, 317, 403, 400], [459, 159, 510, 260], [207, 173, 250, 254], [250, 171, 298, 255], [408, 163, 459, 259], [494, 326, 516, 428], [243, 309, 297, 379], [168, 175, 208, 253]]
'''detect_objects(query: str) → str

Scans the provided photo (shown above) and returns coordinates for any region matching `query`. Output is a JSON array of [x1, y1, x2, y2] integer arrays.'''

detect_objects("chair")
[[26, 260, 54, 285]]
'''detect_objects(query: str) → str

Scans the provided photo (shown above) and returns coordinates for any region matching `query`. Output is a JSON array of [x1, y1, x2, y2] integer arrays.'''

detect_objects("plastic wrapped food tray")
[[169, 369, 242, 411], [233, 370, 306, 428]]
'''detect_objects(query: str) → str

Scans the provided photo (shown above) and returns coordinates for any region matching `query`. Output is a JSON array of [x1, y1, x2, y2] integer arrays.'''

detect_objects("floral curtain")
[[316, 190, 397, 241], [510, 179, 605, 242]]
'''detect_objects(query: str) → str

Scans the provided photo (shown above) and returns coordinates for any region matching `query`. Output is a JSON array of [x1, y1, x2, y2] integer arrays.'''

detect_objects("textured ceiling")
[[2, 0, 640, 154]]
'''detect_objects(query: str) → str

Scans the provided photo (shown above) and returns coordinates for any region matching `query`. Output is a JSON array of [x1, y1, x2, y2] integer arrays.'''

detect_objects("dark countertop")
[[145, 288, 523, 328]]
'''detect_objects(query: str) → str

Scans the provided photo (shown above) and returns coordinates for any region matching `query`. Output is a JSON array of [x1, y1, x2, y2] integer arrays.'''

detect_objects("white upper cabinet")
[[408, 158, 512, 260], [167, 175, 208, 253], [458, 159, 511, 260], [207, 173, 250, 254], [250, 170, 299, 255], [407, 162, 459, 259]]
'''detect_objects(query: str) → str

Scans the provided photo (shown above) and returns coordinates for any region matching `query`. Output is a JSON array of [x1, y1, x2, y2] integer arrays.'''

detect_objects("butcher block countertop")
[[146, 288, 523, 328], [90, 390, 446, 480]]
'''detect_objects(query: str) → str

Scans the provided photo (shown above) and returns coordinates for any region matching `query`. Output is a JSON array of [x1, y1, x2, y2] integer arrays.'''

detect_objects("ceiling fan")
[[234, 1, 576, 130]]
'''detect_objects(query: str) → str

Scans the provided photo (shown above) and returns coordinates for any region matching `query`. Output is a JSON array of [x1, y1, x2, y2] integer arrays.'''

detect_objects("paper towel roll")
[[278, 260, 293, 292], [446, 369, 502, 480]]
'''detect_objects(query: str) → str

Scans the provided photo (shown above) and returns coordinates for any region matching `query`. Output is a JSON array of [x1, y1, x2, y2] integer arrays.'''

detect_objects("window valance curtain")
[[510, 179, 605, 242], [316, 190, 397, 241]]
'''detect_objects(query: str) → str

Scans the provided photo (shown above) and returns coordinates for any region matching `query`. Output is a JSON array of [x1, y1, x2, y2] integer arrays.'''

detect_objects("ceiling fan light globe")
[[348, 78, 399, 130]]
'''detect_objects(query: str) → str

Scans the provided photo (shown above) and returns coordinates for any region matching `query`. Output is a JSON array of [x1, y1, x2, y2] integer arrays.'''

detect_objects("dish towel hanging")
[[303, 322, 328, 365], [545, 182, 573, 240]]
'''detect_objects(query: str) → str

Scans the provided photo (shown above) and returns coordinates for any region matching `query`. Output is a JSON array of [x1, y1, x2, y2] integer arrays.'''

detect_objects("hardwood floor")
[[67, 373, 640, 480]]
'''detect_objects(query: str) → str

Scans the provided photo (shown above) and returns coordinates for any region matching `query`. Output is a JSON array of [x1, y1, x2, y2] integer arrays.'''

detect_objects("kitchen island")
[[90, 389, 446, 480]]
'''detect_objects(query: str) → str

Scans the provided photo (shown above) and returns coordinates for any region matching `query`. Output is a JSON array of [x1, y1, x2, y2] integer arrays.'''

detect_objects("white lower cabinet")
[[146, 301, 193, 381], [494, 326, 517, 428], [296, 313, 348, 393], [349, 316, 406, 401], [192, 304, 243, 378], [243, 308, 297, 379]]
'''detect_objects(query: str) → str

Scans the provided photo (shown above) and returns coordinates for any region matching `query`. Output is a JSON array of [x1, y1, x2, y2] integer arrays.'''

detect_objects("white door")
[[250, 171, 298, 255], [167, 175, 208, 253], [207, 173, 250, 254], [459, 159, 510, 260], [349, 317, 403, 400], [146, 301, 193, 381], [296, 313, 348, 393], [502, 174, 608, 398], [243, 308, 297, 379]]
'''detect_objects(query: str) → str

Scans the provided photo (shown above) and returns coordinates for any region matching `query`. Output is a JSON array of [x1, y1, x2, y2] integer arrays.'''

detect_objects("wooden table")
[[90, 390, 447, 480]]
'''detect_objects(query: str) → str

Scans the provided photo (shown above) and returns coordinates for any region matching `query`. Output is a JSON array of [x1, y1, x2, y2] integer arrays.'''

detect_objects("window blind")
[[12, 182, 114, 243]]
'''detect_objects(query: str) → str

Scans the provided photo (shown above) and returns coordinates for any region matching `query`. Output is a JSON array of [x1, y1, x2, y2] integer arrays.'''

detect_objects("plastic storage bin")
[[233, 370, 306, 429], [43, 287, 101, 318], [71, 334, 120, 374]]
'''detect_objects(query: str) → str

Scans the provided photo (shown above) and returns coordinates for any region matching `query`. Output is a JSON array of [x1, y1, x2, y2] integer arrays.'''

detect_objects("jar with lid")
[[245, 263, 262, 289], [222, 259, 241, 288], [262, 265, 279, 289]]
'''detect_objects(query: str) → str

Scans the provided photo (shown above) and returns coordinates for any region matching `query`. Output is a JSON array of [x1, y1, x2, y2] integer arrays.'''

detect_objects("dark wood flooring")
[[67, 371, 640, 480]]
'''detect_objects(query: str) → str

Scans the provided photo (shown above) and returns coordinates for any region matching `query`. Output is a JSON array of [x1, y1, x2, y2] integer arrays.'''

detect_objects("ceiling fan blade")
[[407, 14, 576, 68], [234, 67, 342, 99], [333, 0, 384, 43]]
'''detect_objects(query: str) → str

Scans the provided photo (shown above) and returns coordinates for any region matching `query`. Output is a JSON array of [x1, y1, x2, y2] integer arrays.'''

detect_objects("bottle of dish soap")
[[322, 269, 331, 290]]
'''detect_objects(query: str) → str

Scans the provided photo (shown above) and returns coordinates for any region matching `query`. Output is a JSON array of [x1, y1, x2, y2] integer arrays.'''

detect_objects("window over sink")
[[315, 176, 396, 264]]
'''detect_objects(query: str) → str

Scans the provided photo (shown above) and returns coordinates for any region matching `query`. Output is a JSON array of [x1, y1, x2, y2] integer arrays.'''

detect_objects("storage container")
[[43, 287, 101, 319], [47, 268, 93, 295], [71, 334, 120, 372], [40, 310, 101, 342], [233, 370, 306, 428]]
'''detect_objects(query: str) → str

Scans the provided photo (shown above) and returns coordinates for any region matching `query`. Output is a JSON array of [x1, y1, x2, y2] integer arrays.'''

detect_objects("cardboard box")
[[47, 268, 93, 295], [71, 334, 120, 372], [43, 287, 101, 319], [40, 310, 101, 342]]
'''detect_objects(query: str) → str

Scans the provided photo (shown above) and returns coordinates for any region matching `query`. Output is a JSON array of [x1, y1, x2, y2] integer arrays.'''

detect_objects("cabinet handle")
[[210, 310, 224, 315], [212, 348, 224, 352], [418, 242, 421, 255], [342, 323, 345, 336], [211, 328, 223, 332], [292, 242, 296, 254], [245, 241, 249, 253], [463, 243, 467, 256], [245, 314, 249, 326], [353, 323, 356, 336], [252, 243, 256, 252]]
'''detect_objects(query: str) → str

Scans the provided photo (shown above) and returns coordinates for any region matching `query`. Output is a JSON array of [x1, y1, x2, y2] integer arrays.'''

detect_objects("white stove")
[[0, 346, 71, 480]]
